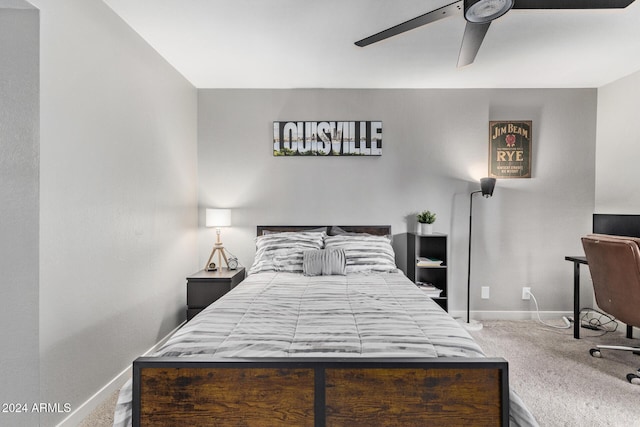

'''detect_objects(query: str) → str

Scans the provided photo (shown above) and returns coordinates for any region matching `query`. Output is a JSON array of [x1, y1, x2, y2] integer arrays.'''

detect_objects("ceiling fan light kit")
[[356, 0, 636, 67], [464, 0, 514, 23]]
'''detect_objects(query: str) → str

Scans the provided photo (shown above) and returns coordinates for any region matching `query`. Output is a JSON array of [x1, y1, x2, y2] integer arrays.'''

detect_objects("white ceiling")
[[102, 0, 640, 89]]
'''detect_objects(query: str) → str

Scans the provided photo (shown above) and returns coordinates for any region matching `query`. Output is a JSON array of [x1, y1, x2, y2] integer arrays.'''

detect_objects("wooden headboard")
[[256, 225, 391, 237]]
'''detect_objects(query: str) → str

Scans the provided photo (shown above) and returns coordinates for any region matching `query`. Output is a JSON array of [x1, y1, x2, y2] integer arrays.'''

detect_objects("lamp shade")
[[480, 177, 496, 198], [206, 209, 231, 227]]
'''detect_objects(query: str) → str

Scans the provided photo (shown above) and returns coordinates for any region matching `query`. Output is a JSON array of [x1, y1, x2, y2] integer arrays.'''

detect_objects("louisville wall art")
[[273, 121, 382, 156]]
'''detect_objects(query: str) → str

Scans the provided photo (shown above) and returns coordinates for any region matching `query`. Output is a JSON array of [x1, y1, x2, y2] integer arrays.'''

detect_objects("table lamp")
[[205, 208, 231, 271]]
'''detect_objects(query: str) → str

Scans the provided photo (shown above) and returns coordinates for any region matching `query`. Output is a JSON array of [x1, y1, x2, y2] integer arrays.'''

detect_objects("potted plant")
[[417, 210, 436, 234]]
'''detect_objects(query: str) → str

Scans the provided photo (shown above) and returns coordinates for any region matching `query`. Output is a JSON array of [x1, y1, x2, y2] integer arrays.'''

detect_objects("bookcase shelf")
[[407, 233, 448, 312]]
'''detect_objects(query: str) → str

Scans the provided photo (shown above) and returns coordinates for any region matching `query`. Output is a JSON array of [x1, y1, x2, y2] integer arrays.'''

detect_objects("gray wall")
[[25, 0, 198, 425], [198, 88, 596, 318], [0, 5, 39, 426], [595, 69, 640, 213]]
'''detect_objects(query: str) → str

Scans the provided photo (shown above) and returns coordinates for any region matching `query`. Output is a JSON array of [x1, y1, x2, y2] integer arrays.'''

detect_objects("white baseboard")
[[56, 321, 186, 427], [448, 310, 573, 322]]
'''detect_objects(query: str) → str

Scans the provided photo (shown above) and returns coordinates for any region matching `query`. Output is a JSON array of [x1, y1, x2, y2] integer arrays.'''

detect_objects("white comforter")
[[113, 271, 538, 426]]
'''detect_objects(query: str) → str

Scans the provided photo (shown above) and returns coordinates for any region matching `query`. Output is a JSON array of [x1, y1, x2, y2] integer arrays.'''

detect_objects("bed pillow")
[[248, 231, 326, 275], [328, 226, 360, 236], [273, 248, 306, 273], [328, 226, 393, 242], [303, 248, 347, 276], [324, 234, 398, 274]]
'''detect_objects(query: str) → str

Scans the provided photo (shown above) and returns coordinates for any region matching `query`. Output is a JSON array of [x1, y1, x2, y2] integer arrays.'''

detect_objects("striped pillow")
[[303, 249, 346, 276], [273, 249, 306, 273], [324, 234, 397, 274], [248, 231, 325, 275]]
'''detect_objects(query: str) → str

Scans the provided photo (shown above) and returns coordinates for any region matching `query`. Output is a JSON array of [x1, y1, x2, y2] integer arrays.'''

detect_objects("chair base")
[[627, 372, 640, 385], [589, 346, 640, 384], [593, 344, 640, 353]]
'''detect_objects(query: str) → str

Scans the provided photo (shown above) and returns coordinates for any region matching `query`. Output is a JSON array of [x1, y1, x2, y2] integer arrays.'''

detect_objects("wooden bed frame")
[[132, 225, 510, 426]]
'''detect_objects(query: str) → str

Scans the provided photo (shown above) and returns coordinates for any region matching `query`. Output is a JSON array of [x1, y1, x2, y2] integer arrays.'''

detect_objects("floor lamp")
[[205, 208, 231, 271], [465, 177, 496, 331]]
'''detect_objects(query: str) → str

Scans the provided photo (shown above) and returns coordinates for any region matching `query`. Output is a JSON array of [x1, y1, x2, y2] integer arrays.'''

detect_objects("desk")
[[565, 256, 587, 339]]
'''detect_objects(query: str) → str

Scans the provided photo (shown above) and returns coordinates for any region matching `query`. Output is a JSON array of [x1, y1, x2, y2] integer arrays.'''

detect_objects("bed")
[[114, 225, 537, 426]]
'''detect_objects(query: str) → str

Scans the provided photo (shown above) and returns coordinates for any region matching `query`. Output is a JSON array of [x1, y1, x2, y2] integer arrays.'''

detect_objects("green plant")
[[417, 210, 436, 224]]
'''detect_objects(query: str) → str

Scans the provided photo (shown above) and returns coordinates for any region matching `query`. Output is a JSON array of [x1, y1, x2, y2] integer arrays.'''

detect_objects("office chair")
[[581, 234, 640, 385]]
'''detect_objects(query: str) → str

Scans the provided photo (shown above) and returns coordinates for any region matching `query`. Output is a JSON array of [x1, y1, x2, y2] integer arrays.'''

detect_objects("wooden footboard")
[[133, 357, 509, 426]]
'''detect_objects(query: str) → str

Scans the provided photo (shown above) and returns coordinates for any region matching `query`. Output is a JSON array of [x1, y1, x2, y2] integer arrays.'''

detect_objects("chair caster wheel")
[[589, 348, 601, 358], [627, 373, 640, 385]]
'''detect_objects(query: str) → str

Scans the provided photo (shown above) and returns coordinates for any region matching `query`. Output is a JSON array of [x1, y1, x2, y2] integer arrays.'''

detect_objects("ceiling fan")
[[355, 0, 636, 67]]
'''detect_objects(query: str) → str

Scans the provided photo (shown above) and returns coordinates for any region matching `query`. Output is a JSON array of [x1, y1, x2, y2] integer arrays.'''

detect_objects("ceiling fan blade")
[[355, 0, 462, 47], [512, 0, 634, 9], [457, 22, 491, 67]]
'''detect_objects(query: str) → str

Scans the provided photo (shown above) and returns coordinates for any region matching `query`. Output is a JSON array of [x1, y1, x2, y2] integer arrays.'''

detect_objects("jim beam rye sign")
[[273, 121, 382, 156], [489, 121, 532, 178]]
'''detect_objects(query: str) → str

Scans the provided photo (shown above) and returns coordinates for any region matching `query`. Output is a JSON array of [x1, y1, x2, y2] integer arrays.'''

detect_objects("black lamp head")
[[480, 177, 496, 198]]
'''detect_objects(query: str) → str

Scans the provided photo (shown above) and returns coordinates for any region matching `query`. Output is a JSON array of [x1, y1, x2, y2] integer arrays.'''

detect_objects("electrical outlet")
[[522, 287, 531, 300], [481, 286, 490, 299]]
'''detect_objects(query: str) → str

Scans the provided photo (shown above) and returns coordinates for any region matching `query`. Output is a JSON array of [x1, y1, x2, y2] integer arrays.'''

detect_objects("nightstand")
[[186, 267, 245, 321]]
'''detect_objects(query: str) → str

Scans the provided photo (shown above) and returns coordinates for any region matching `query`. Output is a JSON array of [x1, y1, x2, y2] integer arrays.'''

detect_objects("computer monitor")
[[593, 214, 640, 238]]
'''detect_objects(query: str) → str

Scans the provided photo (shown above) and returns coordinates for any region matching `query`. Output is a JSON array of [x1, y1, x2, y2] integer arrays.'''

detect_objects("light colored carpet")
[[79, 320, 640, 427], [469, 320, 640, 427], [77, 389, 119, 427]]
